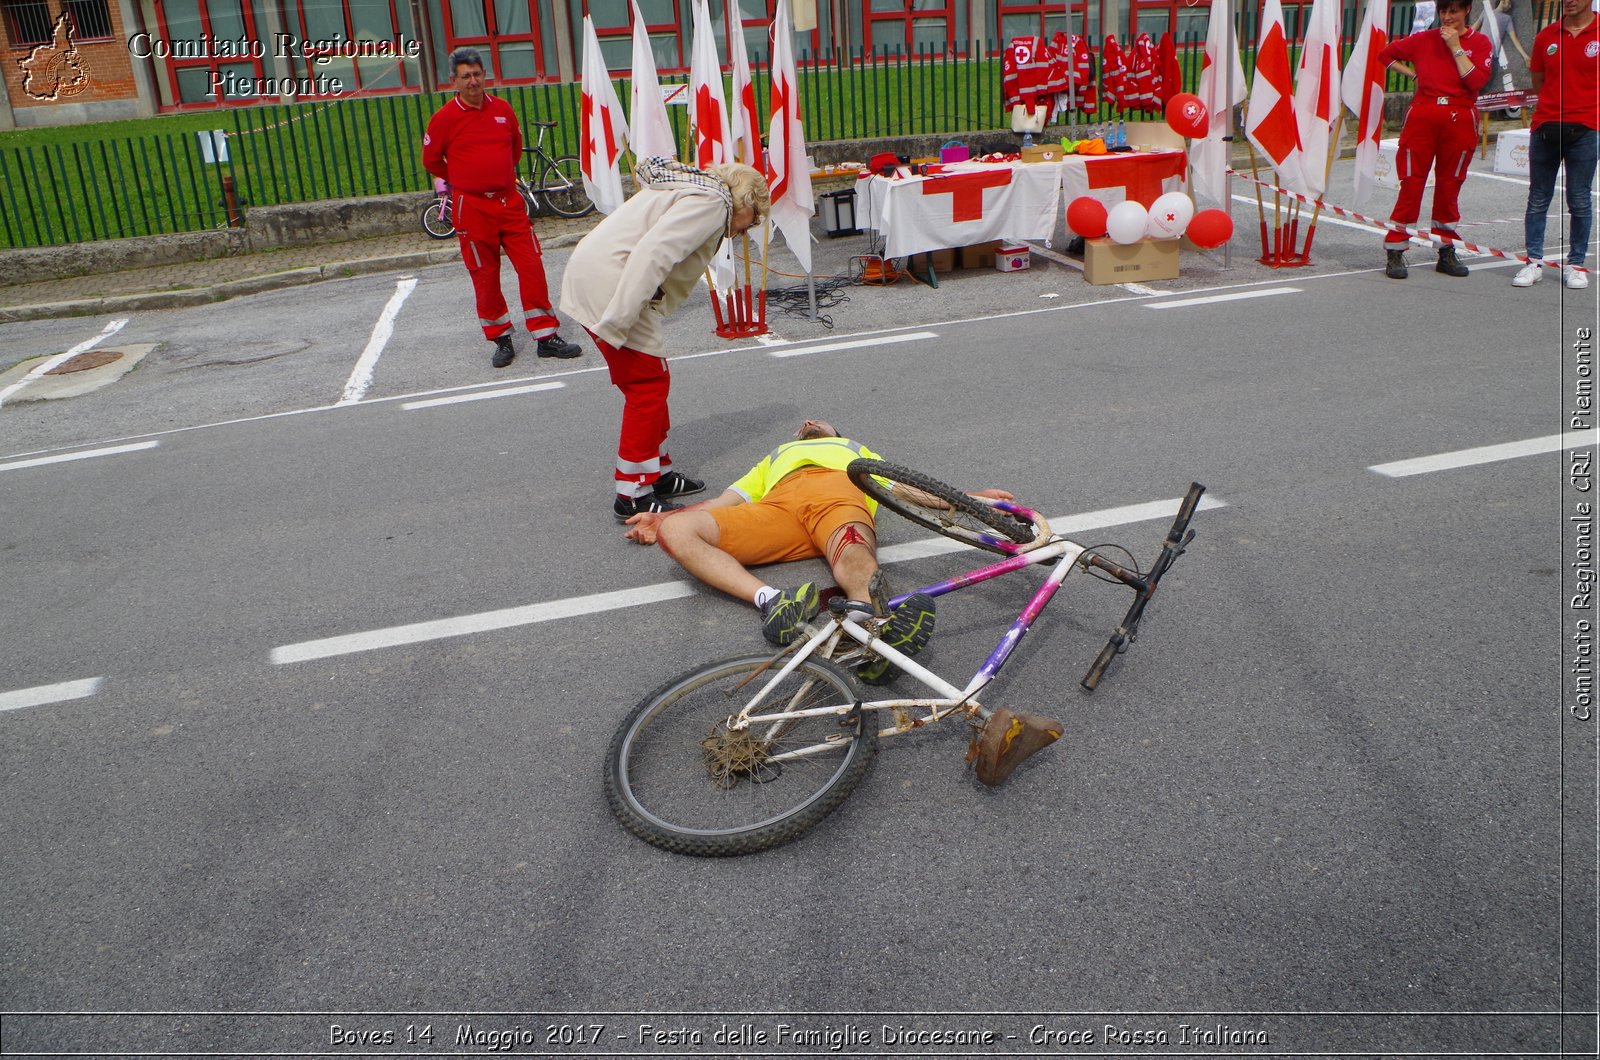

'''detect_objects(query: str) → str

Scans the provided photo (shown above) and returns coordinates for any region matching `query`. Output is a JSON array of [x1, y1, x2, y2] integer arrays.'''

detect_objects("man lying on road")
[[621, 418, 1011, 684]]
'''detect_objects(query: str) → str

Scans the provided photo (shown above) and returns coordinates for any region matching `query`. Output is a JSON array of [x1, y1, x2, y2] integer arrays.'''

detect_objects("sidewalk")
[[0, 214, 601, 322]]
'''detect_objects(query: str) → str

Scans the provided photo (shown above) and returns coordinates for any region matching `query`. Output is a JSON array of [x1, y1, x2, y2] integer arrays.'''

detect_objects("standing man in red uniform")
[[1378, 0, 1492, 279], [1511, 0, 1598, 291], [423, 48, 582, 368]]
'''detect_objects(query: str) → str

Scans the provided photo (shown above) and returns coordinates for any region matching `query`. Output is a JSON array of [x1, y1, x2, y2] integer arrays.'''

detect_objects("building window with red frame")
[[4, 0, 54, 45]]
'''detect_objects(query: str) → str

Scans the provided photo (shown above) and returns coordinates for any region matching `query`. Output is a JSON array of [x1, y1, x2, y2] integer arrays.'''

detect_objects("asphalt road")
[[1, 151, 1596, 1058]]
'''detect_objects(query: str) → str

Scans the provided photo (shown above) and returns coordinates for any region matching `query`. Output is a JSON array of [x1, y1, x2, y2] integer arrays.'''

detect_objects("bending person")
[[623, 418, 1012, 684], [560, 158, 769, 521]]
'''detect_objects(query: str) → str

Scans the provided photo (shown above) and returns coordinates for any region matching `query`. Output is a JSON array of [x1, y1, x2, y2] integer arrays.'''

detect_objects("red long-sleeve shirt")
[[422, 93, 523, 194], [1378, 27, 1492, 104]]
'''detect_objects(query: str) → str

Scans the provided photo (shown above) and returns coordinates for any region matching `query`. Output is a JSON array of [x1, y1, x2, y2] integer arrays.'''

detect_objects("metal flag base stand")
[[711, 282, 768, 338]]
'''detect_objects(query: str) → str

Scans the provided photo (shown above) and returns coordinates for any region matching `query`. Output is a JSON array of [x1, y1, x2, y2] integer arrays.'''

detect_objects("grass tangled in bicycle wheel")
[[700, 725, 779, 788]]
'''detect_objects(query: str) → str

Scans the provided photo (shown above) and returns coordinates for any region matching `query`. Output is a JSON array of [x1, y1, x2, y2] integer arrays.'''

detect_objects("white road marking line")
[[1146, 287, 1301, 310], [271, 493, 1226, 664], [0, 678, 102, 713], [878, 495, 1228, 563], [402, 382, 564, 410], [1370, 430, 1598, 478], [767, 331, 937, 358], [1468, 258, 1525, 271], [272, 583, 699, 664], [336, 277, 418, 405], [753, 331, 787, 346], [0, 318, 129, 408], [1120, 282, 1162, 295], [0, 440, 159, 473]]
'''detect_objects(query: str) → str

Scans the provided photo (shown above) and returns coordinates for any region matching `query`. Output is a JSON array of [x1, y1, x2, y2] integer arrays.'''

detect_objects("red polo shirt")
[[422, 93, 524, 194], [1530, 16, 1600, 131], [1378, 27, 1492, 103]]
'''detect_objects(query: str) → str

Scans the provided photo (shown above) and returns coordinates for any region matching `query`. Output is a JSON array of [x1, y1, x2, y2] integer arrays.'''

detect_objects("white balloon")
[[1106, 200, 1150, 245], [1146, 191, 1196, 239]]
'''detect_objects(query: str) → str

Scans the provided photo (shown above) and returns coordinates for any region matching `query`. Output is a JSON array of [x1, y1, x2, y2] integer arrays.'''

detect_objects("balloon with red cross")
[[1165, 93, 1209, 139], [1145, 191, 1195, 238]]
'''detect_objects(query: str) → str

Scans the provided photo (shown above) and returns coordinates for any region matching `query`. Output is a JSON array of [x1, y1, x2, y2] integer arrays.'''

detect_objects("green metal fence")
[[0, 6, 1475, 250]]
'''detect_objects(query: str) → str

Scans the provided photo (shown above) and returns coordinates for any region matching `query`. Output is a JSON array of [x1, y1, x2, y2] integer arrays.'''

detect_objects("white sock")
[[753, 586, 779, 610]]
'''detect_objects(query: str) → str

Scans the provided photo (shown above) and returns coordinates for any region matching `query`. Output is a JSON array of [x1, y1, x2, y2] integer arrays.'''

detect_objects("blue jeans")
[[1525, 123, 1598, 266]]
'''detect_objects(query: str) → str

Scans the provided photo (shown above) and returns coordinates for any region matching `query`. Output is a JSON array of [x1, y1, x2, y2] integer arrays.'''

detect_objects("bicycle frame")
[[726, 482, 1204, 750]]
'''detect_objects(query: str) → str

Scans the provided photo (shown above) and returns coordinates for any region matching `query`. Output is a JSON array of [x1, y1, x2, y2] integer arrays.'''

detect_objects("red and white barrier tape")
[[1226, 168, 1590, 276]]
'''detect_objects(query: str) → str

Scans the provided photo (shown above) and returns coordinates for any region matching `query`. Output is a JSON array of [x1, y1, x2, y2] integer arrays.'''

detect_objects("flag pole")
[[1243, 104, 1271, 261], [1223, 0, 1239, 269], [1298, 111, 1345, 262]]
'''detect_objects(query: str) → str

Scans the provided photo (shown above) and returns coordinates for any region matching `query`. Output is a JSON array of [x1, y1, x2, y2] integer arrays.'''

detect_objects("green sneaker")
[[761, 583, 820, 646], [858, 592, 936, 685]]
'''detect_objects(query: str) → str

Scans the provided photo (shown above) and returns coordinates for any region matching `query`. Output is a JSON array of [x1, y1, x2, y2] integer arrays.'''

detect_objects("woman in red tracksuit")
[[1377, 0, 1492, 279]]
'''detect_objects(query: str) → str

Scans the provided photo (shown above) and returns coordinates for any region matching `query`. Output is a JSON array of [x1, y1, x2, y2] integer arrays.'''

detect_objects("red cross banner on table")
[[1060, 151, 1188, 209], [872, 163, 1062, 259]]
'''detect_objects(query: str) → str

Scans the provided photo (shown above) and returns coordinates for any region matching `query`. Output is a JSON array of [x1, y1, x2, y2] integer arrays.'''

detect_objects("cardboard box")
[[1124, 121, 1186, 151], [1373, 138, 1435, 190], [1494, 128, 1531, 176], [960, 240, 1001, 269], [1083, 237, 1179, 285], [995, 244, 1031, 271], [906, 247, 956, 274], [1020, 144, 1064, 163]]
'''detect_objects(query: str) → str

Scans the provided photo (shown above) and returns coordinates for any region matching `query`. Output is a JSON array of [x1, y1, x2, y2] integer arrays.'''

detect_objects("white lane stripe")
[[0, 318, 129, 408], [402, 381, 564, 410], [0, 678, 102, 713], [336, 276, 418, 405], [878, 495, 1228, 563], [1370, 430, 1598, 477], [272, 494, 1226, 664], [1146, 287, 1301, 310], [0, 440, 159, 473], [768, 331, 937, 358], [272, 583, 699, 664]]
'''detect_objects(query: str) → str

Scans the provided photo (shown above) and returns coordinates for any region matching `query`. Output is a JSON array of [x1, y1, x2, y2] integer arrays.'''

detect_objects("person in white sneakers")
[[1511, 0, 1597, 291]]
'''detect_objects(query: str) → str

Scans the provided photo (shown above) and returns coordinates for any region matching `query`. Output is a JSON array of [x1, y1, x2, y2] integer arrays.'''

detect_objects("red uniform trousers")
[[1386, 100, 1480, 246], [452, 189, 560, 340], [587, 330, 677, 498]]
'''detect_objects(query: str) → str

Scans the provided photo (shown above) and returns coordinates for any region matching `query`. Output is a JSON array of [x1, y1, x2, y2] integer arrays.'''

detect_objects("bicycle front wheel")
[[605, 654, 876, 856], [848, 458, 1036, 555], [420, 200, 454, 239], [539, 155, 595, 218]]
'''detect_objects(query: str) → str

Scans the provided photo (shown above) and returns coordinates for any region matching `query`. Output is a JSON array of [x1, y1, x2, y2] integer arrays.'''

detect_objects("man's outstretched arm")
[[624, 489, 745, 545]]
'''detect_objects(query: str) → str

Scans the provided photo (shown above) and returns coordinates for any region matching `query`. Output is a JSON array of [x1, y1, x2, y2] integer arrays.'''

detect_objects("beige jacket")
[[558, 159, 733, 355]]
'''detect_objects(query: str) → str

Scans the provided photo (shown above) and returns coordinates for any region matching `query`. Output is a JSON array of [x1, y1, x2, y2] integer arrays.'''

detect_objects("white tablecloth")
[[862, 152, 1187, 259]]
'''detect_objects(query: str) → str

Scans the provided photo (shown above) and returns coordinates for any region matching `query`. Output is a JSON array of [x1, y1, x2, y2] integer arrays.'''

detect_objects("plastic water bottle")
[[1116, 119, 1128, 147]]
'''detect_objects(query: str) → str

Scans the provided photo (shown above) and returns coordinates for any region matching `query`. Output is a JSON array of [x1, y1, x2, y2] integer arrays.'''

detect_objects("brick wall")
[[3, 0, 138, 112]]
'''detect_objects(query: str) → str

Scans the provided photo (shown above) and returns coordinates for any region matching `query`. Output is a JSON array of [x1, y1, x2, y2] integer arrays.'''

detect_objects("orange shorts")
[[711, 466, 873, 566]]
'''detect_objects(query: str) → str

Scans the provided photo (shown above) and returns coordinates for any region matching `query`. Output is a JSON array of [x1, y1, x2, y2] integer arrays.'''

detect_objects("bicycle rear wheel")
[[420, 200, 454, 239], [539, 155, 595, 218], [848, 458, 1036, 555], [605, 653, 876, 856]]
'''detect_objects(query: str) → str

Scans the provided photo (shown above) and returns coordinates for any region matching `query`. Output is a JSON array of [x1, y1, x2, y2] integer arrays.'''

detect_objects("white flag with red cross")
[[1192, 0, 1246, 205], [1245, 0, 1308, 194], [628, 1, 676, 163], [727, 5, 761, 167], [1293, 0, 1343, 196], [578, 16, 628, 215], [767, 0, 814, 272], [1340, 0, 1389, 208], [688, 0, 730, 170]]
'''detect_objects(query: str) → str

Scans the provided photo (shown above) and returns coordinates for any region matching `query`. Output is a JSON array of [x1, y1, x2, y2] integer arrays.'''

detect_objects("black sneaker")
[[614, 493, 682, 522], [858, 592, 937, 685], [491, 334, 516, 368], [654, 470, 706, 499], [760, 583, 821, 646], [536, 334, 582, 359]]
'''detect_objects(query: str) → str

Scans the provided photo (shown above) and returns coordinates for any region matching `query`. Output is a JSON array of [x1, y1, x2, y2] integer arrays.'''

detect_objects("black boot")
[[1436, 245, 1470, 277], [1384, 248, 1408, 279]]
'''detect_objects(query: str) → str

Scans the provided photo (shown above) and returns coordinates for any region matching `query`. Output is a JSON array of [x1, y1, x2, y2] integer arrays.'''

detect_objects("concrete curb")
[[0, 234, 590, 322]]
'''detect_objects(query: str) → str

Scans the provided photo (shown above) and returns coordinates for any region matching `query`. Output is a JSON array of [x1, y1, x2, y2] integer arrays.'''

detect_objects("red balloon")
[[1067, 196, 1108, 239], [1166, 92, 1210, 139], [1187, 208, 1234, 249]]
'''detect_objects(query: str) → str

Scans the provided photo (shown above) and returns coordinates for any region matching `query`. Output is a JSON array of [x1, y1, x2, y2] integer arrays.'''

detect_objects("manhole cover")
[[46, 350, 124, 375]]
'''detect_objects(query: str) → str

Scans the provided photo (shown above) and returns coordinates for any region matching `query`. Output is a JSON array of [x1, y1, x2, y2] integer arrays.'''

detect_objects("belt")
[[1428, 96, 1474, 106]]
